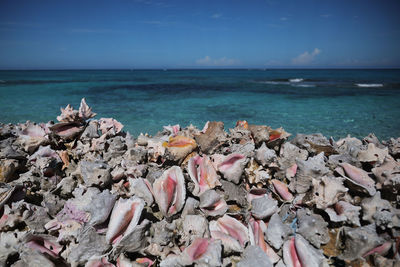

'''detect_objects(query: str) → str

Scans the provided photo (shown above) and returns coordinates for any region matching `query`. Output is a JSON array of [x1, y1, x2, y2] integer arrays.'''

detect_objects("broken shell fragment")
[[195, 121, 226, 154], [292, 133, 338, 156], [214, 153, 247, 184], [255, 143, 277, 167], [251, 194, 279, 219], [248, 124, 270, 146], [99, 118, 124, 136], [237, 245, 273, 267], [325, 200, 362, 226], [358, 143, 389, 165], [199, 190, 227, 217], [296, 209, 330, 248], [309, 176, 348, 210], [290, 152, 330, 194], [339, 224, 384, 261], [266, 213, 292, 250]]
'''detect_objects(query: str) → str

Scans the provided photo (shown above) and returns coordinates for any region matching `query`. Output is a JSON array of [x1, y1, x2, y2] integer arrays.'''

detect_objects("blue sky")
[[0, 0, 399, 69]]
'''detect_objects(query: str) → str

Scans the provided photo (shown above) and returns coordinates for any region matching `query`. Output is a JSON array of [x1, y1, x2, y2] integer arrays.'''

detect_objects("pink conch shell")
[[106, 197, 144, 244], [86, 257, 115, 267], [201, 121, 210, 133], [163, 135, 196, 148], [24, 235, 63, 259], [49, 122, 84, 139], [78, 98, 96, 121], [268, 127, 291, 142], [162, 135, 197, 161], [57, 104, 80, 123], [163, 124, 180, 136], [325, 201, 362, 226], [188, 155, 221, 196], [271, 179, 293, 201], [55, 98, 96, 125], [135, 258, 155, 266], [199, 190, 228, 217], [363, 241, 392, 257], [248, 218, 280, 263], [283, 237, 301, 267], [286, 163, 297, 179], [247, 187, 268, 202], [283, 235, 328, 267], [214, 153, 246, 184], [210, 214, 249, 252], [117, 254, 154, 267], [20, 123, 47, 138], [339, 162, 376, 195], [180, 238, 222, 266], [235, 120, 249, 129], [153, 166, 186, 217], [99, 118, 124, 135]]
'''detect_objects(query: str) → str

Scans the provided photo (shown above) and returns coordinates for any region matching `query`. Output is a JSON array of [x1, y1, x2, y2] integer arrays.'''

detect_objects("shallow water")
[[1, 69, 399, 139]]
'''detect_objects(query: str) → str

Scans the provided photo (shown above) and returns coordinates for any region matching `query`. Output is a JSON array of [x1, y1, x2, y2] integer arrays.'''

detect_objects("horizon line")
[[1, 67, 400, 71]]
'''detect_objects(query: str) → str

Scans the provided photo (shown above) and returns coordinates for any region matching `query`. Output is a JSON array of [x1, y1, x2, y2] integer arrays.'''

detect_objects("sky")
[[0, 0, 399, 69]]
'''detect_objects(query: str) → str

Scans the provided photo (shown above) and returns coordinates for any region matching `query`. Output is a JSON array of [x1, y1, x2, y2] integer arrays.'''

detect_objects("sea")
[[1, 69, 400, 140]]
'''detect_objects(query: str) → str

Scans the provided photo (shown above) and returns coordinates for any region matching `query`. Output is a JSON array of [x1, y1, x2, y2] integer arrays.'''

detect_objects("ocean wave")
[[289, 78, 304, 83], [356, 83, 384, 88], [257, 81, 289, 85], [291, 84, 316, 88]]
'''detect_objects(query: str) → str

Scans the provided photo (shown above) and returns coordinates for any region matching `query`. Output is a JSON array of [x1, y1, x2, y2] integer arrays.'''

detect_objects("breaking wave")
[[356, 83, 384, 88], [289, 78, 304, 83]]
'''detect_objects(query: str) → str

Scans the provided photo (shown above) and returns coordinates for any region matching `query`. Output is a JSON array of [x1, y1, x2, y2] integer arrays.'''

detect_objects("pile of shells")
[[1, 98, 400, 267]]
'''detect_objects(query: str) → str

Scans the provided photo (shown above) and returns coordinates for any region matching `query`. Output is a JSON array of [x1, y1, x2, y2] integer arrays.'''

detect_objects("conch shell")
[[153, 166, 186, 217]]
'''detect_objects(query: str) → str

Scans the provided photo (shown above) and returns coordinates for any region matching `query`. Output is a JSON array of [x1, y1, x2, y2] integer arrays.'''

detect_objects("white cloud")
[[292, 48, 321, 65], [140, 20, 162, 25], [211, 13, 222, 19], [320, 14, 332, 18], [196, 56, 238, 66], [70, 28, 111, 33], [280, 17, 288, 21]]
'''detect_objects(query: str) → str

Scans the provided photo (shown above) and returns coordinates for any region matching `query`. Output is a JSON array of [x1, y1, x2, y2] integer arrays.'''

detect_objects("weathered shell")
[[289, 152, 330, 193], [195, 121, 226, 154], [213, 153, 247, 184]]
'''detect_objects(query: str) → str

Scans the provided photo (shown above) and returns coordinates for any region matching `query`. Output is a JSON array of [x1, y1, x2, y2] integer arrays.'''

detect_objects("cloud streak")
[[196, 56, 239, 66], [211, 13, 222, 19], [292, 48, 321, 65]]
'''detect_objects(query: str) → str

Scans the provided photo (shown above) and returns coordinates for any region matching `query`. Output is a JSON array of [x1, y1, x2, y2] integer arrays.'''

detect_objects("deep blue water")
[[1, 69, 399, 140]]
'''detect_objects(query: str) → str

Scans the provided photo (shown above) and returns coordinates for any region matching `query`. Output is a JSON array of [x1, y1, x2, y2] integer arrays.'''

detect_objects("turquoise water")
[[1, 69, 400, 140]]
